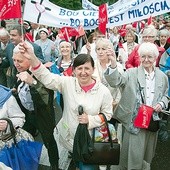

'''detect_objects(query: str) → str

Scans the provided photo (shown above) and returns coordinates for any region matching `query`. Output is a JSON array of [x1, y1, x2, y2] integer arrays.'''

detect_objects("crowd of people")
[[0, 13, 170, 170]]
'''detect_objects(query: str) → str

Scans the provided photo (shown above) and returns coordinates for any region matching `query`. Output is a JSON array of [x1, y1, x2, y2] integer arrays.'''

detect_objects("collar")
[[144, 68, 155, 80], [75, 77, 100, 94]]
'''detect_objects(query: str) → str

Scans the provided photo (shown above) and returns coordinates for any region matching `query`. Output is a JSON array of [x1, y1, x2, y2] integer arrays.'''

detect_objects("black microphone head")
[[78, 105, 83, 115]]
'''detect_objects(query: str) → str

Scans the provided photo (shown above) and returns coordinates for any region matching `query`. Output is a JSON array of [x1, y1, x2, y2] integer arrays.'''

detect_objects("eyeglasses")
[[142, 36, 155, 39], [141, 55, 155, 60]]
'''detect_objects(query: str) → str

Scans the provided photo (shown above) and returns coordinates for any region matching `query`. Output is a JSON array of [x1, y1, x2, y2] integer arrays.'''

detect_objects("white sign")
[[23, 0, 170, 30], [82, 0, 133, 11]]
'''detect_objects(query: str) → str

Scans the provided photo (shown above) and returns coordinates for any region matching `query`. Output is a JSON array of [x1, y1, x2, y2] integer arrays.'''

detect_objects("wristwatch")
[[32, 79, 37, 85]]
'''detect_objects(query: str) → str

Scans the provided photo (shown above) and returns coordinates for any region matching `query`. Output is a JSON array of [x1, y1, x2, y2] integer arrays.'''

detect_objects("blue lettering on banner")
[[70, 18, 99, 27], [109, 13, 124, 23], [83, 11, 96, 16], [70, 18, 80, 27], [59, 9, 79, 16], [131, 0, 146, 7], [128, 1, 170, 19], [84, 18, 98, 27]]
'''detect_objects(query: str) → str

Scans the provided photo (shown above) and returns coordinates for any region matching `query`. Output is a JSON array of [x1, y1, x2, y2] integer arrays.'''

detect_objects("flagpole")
[[83, 32, 88, 44], [20, 0, 24, 42], [20, 18, 25, 42], [65, 27, 70, 42]]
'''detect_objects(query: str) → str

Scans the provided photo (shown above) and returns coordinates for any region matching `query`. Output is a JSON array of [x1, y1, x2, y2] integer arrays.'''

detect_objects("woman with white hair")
[[105, 42, 169, 170], [155, 29, 170, 50], [94, 37, 124, 170], [94, 38, 123, 110], [125, 25, 165, 69]]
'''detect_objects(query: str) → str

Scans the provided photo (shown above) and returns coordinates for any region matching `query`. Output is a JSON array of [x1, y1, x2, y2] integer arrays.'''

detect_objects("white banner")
[[82, 0, 134, 11], [23, 0, 170, 30]]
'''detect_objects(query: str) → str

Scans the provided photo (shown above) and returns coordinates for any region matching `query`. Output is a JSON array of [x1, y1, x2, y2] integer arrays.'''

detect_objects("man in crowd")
[[0, 28, 10, 86], [0, 25, 44, 88], [12, 42, 60, 170]]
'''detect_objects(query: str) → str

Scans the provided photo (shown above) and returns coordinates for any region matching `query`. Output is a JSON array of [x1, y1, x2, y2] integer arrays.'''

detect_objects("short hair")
[[125, 30, 136, 41], [95, 38, 114, 51], [13, 41, 34, 54], [1, 20, 6, 28], [142, 25, 158, 38], [138, 42, 159, 58], [0, 28, 10, 37], [87, 32, 96, 43], [158, 29, 170, 37], [73, 53, 94, 69], [10, 25, 26, 36]]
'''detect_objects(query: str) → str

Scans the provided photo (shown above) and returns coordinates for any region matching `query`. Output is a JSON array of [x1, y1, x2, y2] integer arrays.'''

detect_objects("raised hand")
[[107, 47, 117, 68], [18, 41, 41, 67]]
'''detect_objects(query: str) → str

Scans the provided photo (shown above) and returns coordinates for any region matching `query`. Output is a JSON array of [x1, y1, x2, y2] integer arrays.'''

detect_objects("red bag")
[[134, 104, 154, 129]]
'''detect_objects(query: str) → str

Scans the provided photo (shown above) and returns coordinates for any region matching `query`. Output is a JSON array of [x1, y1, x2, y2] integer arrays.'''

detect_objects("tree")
[[49, 0, 118, 10], [50, 0, 82, 10]]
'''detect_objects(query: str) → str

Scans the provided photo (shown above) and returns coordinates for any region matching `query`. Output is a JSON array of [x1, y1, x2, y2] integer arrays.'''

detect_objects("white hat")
[[38, 28, 48, 35]]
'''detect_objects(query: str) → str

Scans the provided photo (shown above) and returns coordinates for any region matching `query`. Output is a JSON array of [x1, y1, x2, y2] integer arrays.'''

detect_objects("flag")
[[77, 25, 86, 37], [118, 29, 126, 37], [132, 21, 145, 33], [98, 3, 108, 35], [60, 27, 79, 42], [0, 0, 21, 20], [62, 27, 70, 42], [24, 33, 34, 42], [147, 16, 152, 25]]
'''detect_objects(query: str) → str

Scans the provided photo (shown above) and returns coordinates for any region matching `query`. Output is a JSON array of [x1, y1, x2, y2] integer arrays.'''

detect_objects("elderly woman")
[[118, 30, 138, 70], [16, 42, 113, 170], [94, 37, 123, 170], [105, 42, 169, 170], [125, 25, 165, 69], [94, 38, 123, 111], [34, 28, 58, 63], [155, 29, 170, 50]]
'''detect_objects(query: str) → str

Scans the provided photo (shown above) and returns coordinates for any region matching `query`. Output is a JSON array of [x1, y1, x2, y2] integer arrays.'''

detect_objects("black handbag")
[[83, 113, 120, 165], [0, 118, 17, 143], [147, 116, 159, 132]]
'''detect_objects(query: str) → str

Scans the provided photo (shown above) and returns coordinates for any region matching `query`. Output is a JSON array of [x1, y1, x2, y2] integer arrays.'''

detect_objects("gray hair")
[[95, 38, 114, 51], [138, 42, 159, 58], [13, 41, 34, 54], [158, 29, 170, 37], [142, 25, 158, 37], [0, 28, 10, 37]]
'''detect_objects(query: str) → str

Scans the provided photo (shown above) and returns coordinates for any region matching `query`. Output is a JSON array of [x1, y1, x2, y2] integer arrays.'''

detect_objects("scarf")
[[0, 85, 12, 109]]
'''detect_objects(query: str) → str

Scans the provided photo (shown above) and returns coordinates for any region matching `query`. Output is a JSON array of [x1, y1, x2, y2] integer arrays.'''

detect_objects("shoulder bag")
[[83, 113, 120, 165], [134, 82, 160, 132], [0, 118, 43, 170]]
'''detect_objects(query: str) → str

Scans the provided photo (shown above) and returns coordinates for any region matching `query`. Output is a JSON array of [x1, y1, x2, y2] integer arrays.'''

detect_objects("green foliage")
[[49, 0, 118, 10], [50, 0, 82, 10]]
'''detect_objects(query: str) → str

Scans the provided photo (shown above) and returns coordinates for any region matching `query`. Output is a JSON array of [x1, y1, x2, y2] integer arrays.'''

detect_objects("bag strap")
[[0, 118, 17, 144], [138, 81, 145, 104], [93, 113, 114, 148]]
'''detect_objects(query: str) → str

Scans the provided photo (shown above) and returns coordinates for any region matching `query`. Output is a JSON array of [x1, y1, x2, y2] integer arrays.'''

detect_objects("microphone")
[[78, 105, 84, 115]]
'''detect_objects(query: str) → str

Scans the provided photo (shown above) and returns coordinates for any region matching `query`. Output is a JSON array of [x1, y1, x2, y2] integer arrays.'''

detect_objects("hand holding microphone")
[[78, 105, 89, 124]]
